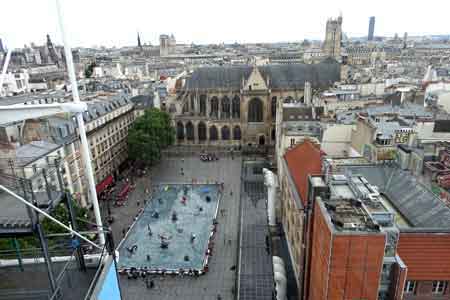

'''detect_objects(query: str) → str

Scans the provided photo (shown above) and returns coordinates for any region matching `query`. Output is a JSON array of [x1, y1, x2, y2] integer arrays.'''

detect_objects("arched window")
[[209, 126, 218, 141], [232, 95, 240, 118], [221, 126, 230, 140], [221, 96, 230, 119], [198, 122, 207, 141], [182, 102, 188, 114], [259, 135, 265, 145], [248, 98, 263, 122], [233, 126, 241, 140], [199, 95, 207, 116], [271, 128, 276, 142], [210, 97, 219, 118], [176, 122, 184, 140], [271, 96, 277, 119], [186, 122, 194, 141]]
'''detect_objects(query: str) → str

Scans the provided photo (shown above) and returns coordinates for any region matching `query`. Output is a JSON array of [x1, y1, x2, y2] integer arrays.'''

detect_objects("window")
[[404, 280, 416, 294], [32, 164, 37, 174], [432, 281, 447, 294]]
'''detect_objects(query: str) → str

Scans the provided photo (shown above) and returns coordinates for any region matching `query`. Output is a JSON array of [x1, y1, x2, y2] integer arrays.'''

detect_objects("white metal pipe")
[[263, 168, 278, 226], [274, 270, 287, 300], [0, 102, 87, 124], [0, 48, 12, 96], [0, 253, 103, 268], [0, 184, 102, 250], [55, 0, 105, 245], [273, 256, 285, 266]]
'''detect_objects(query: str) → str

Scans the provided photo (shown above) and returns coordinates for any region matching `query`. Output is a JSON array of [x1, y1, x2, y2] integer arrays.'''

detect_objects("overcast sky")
[[1, 0, 448, 48]]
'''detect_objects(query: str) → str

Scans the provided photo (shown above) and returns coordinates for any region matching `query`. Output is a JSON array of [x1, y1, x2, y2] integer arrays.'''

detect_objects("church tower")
[[46, 34, 60, 67], [322, 15, 342, 61]]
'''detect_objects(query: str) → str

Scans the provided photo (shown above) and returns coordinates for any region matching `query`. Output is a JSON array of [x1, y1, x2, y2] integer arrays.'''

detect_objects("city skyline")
[[1, 0, 449, 48]]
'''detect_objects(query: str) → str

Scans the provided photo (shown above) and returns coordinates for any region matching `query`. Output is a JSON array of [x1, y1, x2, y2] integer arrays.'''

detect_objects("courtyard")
[[107, 154, 243, 300], [117, 183, 220, 272]]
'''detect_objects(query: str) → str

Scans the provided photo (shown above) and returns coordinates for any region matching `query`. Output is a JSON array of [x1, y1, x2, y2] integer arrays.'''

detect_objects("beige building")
[[0, 92, 135, 207], [82, 94, 135, 188], [171, 62, 340, 146]]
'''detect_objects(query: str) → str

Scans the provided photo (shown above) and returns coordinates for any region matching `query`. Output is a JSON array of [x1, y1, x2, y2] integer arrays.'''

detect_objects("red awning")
[[118, 183, 130, 198], [96, 175, 114, 194]]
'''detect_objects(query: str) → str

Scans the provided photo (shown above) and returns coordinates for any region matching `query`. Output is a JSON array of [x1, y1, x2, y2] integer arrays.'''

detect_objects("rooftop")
[[284, 140, 323, 206], [183, 61, 340, 91], [340, 165, 450, 229], [13, 141, 61, 167], [321, 174, 390, 232]]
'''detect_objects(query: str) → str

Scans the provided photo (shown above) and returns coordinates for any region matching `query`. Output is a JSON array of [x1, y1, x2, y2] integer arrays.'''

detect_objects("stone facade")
[[171, 62, 340, 147], [323, 16, 343, 61]]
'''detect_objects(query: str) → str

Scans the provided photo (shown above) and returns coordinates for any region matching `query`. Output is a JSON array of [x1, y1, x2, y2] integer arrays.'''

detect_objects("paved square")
[[112, 155, 242, 300]]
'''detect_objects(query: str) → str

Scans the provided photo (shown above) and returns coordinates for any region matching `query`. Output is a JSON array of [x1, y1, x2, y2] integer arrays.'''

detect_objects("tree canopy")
[[127, 108, 175, 165], [84, 61, 96, 78]]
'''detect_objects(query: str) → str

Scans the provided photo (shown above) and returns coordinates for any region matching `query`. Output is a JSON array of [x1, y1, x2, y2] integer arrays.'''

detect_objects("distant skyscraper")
[[323, 15, 343, 61], [137, 32, 142, 50], [368, 16, 375, 41]]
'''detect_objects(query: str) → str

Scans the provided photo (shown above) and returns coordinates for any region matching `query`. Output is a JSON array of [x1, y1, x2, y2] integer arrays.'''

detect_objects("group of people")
[[200, 152, 219, 162], [121, 266, 204, 278]]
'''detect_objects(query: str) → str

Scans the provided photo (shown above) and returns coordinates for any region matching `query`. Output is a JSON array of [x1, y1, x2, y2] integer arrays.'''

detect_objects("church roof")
[[183, 61, 340, 91], [185, 65, 252, 90]]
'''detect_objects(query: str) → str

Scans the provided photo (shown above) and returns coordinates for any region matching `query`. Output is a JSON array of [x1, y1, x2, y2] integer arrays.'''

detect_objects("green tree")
[[128, 108, 175, 165], [0, 197, 90, 256], [84, 61, 96, 78]]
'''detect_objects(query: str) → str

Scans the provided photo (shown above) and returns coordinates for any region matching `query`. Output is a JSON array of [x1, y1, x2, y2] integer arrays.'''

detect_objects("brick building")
[[279, 139, 323, 299], [316, 161, 450, 300], [279, 144, 450, 299]]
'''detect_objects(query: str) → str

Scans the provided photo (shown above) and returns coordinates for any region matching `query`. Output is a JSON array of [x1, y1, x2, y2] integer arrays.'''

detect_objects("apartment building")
[[0, 91, 135, 207]]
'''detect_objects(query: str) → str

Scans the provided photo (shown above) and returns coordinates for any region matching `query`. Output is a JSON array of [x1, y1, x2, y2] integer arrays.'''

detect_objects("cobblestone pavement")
[[103, 155, 243, 300]]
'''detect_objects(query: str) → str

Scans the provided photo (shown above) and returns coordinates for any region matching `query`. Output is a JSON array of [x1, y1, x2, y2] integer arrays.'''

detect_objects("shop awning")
[[118, 183, 130, 198], [96, 175, 114, 194]]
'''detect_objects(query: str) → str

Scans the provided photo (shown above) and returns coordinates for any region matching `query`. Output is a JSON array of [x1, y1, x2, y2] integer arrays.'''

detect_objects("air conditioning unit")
[[343, 222, 357, 229]]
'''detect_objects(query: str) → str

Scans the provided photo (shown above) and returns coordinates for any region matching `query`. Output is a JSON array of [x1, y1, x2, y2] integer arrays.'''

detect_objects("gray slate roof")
[[342, 165, 450, 229], [184, 61, 340, 91], [15, 141, 61, 167], [130, 94, 154, 110], [82, 94, 130, 123]]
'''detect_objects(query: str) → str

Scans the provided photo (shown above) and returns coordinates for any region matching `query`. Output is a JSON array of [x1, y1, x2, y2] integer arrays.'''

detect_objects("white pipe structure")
[[0, 184, 102, 250], [273, 256, 287, 300], [0, 48, 12, 96], [273, 256, 285, 267], [263, 168, 278, 226], [55, 0, 105, 245], [0, 253, 103, 268], [0, 102, 87, 124]]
